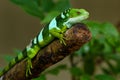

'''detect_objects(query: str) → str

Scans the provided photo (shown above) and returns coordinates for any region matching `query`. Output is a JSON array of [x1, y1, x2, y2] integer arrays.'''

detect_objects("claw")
[[59, 37, 66, 45], [26, 58, 33, 77]]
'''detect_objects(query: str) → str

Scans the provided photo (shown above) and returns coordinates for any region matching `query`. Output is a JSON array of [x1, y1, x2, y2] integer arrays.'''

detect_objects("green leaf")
[[32, 74, 46, 80], [0, 68, 3, 72], [116, 46, 120, 52], [82, 20, 119, 55], [40, 0, 55, 12], [84, 21, 119, 39], [84, 57, 95, 75], [10, 0, 44, 19], [10, 0, 71, 21], [101, 22, 119, 39], [13, 49, 22, 55], [83, 21, 101, 38], [53, 0, 71, 12], [3, 55, 14, 62], [101, 22, 119, 46], [69, 67, 82, 76], [80, 75, 91, 80], [101, 68, 111, 74], [46, 65, 67, 75], [116, 61, 120, 73], [105, 54, 120, 61], [41, 11, 59, 23], [103, 42, 112, 53], [95, 74, 116, 80], [75, 43, 90, 56], [105, 60, 118, 74]]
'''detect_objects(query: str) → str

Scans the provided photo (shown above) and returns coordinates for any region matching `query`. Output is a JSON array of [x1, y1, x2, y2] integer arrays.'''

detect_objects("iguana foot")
[[49, 28, 67, 45], [26, 58, 32, 77]]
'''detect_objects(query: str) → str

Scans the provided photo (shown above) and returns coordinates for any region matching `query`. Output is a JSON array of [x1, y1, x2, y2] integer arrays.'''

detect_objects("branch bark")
[[2, 23, 92, 80]]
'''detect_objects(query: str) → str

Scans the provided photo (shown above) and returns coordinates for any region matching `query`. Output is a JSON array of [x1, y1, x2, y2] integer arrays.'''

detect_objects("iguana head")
[[63, 8, 89, 28]]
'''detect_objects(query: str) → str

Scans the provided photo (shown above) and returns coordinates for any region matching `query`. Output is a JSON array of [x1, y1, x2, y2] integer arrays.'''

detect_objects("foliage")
[[73, 21, 120, 80], [10, 0, 71, 23], [1, 0, 120, 80]]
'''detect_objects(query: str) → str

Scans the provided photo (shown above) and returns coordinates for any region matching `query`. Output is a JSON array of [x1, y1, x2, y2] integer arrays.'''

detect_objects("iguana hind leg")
[[26, 57, 32, 76], [26, 45, 39, 76]]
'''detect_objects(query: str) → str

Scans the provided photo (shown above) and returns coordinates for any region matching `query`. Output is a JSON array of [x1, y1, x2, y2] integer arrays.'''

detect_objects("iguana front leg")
[[49, 26, 67, 45]]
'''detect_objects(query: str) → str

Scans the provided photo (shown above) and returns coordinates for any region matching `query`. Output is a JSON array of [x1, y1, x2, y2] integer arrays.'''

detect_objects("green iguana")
[[0, 8, 89, 77]]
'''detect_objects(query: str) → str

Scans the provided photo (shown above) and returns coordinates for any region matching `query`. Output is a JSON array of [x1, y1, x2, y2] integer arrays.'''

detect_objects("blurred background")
[[0, 0, 120, 80]]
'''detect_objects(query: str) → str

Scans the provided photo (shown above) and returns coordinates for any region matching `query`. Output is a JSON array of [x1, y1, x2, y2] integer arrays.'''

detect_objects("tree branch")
[[2, 23, 91, 80]]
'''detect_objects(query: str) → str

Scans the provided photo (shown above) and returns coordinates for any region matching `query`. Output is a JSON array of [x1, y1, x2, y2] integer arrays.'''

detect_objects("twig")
[[70, 54, 76, 80]]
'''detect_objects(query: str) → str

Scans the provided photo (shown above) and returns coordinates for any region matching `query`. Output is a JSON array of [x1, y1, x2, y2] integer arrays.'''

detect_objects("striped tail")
[[0, 49, 27, 77]]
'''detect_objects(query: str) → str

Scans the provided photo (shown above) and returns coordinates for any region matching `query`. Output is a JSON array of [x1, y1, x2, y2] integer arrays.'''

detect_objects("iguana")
[[0, 8, 89, 77]]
